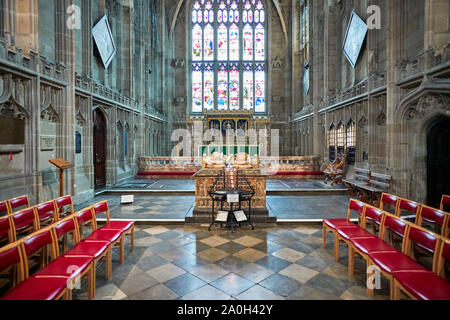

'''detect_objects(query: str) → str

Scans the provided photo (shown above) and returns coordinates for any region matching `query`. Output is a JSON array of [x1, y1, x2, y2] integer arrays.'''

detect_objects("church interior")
[[0, 0, 449, 302]]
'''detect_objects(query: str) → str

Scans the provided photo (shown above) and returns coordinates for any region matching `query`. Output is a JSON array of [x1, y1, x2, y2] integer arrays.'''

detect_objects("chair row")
[[0, 195, 77, 246], [0, 195, 31, 216], [0, 200, 134, 300], [323, 199, 450, 300], [379, 193, 449, 237]]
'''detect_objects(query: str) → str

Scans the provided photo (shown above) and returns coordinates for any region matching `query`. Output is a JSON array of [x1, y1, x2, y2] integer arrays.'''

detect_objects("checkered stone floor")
[[72, 224, 391, 300]]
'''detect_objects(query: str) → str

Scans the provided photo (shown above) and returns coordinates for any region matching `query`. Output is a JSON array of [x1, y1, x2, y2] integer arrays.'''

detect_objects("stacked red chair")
[[0, 201, 9, 216], [323, 199, 365, 250], [393, 238, 450, 300], [395, 198, 420, 218], [10, 207, 38, 241], [333, 205, 383, 261], [92, 200, 135, 256], [440, 194, 450, 212], [379, 193, 400, 215], [8, 195, 30, 214], [367, 224, 442, 298], [35, 201, 58, 227], [416, 205, 449, 238], [348, 212, 407, 276]]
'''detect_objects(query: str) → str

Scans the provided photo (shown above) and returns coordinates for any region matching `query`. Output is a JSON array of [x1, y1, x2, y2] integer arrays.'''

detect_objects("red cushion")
[[35, 256, 92, 279], [101, 221, 134, 232], [368, 251, 430, 274], [86, 229, 121, 243], [66, 241, 110, 259], [336, 226, 375, 240], [323, 219, 356, 230], [394, 272, 450, 300], [351, 237, 398, 255], [0, 276, 68, 300], [38, 212, 54, 222], [0, 247, 21, 271]]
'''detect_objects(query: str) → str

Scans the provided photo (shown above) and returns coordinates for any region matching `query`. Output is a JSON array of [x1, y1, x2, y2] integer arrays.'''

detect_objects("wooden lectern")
[[49, 158, 73, 198]]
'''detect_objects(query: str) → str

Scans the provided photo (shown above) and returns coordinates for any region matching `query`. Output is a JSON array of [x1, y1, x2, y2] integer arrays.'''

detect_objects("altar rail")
[[137, 156, 323, 179]]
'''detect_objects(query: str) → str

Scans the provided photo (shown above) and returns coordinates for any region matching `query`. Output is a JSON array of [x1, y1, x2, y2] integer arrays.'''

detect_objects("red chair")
[[0, 215, 14, 245], [92, 200, 135, 254], [1, 276, 72, 300], [393, 238, 450, 300], [0, 201, 9, 216], [367, 224, 441, 299], [348, 212, 408, 276], [440, 195, 450, 212], [0, 242, 24, 290], [416, 205, 449, 237], [77, 207, 125, 264], [10, 207, 38, 241], [333, 205, 382, 261], [22, 227, 95, 300], [379, 193, 399, 214], [0, 231, 71, 301], [55, 215, 112, 282], [395, 198, 420, 218], [54, 195, 74, 219], [323, 199, 365, 249], [8, 195, 30, 214], [35, 201, 58, 227]]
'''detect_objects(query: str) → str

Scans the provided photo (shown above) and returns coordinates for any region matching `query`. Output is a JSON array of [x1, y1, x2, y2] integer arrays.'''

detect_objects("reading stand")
[[208, 169, 255, 232]]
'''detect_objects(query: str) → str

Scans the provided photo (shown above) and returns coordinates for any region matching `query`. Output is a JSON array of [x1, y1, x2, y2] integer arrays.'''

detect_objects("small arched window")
[[346, 119, 356, 165], [336, 121, 345, 156], [328, 123, 336, 161]]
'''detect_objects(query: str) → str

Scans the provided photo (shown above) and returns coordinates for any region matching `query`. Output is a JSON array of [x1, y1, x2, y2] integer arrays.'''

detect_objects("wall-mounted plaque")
[[92, 15, 116, 69], [75, 131, 82, 154], [40, 135, 56, 151], [343, 11, 368, 68]]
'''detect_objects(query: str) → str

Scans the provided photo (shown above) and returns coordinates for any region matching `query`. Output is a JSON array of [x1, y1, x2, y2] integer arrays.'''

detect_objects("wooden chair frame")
[[7, 195, 30, 214], [21, 226, 94, 300], [57, 215, 113, 287], [0, 241, 25, 289], [415, 204, 449, 238], [333, 204, 385, 262], [440, 195, 450, 212], [322, 199, 364, 249], [392, 237, 449, 300], [366, 222, 442, 299], [10, 206, 39, 242], [93, 200, 134, 255]]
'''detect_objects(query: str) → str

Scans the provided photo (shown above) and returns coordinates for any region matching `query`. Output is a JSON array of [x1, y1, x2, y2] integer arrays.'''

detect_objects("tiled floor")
[[110, 179, 346, 192], [76, 194, 351, 221], [72, 224, 391, 300]]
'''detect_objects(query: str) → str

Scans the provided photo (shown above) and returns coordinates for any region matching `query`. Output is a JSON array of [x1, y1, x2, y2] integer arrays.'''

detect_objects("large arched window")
[[191, 0, 266, 113]]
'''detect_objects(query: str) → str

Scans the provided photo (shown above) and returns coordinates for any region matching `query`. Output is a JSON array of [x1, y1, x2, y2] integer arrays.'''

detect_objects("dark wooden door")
[[427, 118, 450, 208], [93, 109, 106, 189]]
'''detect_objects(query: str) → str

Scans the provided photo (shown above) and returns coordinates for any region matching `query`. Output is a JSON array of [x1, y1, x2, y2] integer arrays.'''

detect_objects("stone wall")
[[291, 0, 450, 203], [0, 0, 169, 205]]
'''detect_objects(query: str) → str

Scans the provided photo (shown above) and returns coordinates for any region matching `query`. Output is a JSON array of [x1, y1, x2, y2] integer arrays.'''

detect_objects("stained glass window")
[[346, 119, 356, 165], [191, 0, 266, 113]]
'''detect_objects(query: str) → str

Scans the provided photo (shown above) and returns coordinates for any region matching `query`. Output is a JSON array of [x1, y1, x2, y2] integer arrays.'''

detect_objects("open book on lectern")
[[215, 211, 229, 222], [233, 210, 248, 222]]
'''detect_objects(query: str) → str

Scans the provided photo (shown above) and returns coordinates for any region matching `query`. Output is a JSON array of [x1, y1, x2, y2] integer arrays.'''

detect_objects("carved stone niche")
[[40, 105, 60, 123], [0, 100, 29, 120], [376, 111, 386, 126]]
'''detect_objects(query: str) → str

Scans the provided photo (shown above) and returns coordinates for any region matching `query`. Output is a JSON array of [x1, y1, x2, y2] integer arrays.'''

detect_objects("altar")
[[186, 168, 276, 224]]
